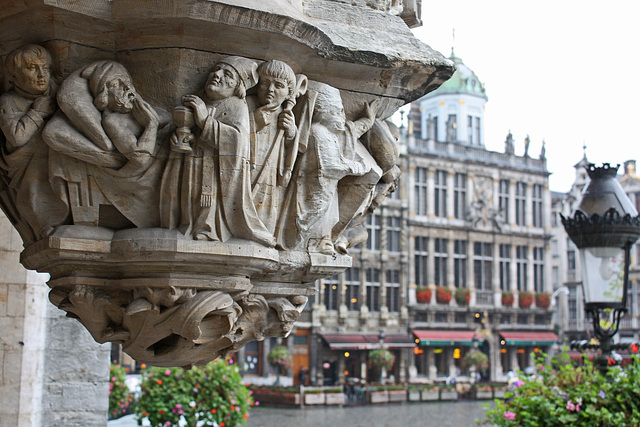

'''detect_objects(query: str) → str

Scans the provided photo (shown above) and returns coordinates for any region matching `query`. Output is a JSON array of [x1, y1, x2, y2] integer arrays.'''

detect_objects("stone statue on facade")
[[504, 130, 514, 155], [0, 44, 68, 244]]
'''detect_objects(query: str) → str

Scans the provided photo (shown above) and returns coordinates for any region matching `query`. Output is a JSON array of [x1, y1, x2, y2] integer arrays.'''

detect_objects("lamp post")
[[562, 163, 640, 374]]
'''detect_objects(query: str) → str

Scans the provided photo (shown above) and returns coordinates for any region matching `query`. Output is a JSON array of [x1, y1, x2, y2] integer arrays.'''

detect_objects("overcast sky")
[[406, 1, 640, 193]]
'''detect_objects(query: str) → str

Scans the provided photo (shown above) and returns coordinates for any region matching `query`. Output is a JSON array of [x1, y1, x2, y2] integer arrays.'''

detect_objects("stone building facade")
[[265, 51, 558, 386]]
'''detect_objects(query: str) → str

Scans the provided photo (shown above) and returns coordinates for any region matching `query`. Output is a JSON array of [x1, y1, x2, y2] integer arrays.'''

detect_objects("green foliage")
[[134, 358, 253, 427], [109, 364, 133, 419], [455, 288, 470, 305], [369, 348, 395, 371], [481, 352, 640, 426], [463, 349, 489, 370], [267, 345, 292, 374]]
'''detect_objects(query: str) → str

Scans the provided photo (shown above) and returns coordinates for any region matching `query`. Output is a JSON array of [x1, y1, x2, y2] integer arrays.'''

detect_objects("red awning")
[[413, 330, 479, 346], [321, 334, 415, 350], [499, 331, 559, 346]]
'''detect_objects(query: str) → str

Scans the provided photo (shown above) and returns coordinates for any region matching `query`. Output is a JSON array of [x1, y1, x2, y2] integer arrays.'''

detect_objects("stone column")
[[0, 213, 110, 427]]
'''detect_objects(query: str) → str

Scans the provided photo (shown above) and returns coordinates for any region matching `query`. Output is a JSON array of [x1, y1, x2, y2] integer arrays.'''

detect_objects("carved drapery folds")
[[0, 1, 453, 367]]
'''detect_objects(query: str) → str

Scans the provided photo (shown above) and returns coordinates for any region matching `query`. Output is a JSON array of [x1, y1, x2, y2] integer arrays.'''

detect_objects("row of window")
[[424, 114, 481, 145], [365, 214, 401, 252], [322, 268, 401, 312], [414, 238, 545, 293], [415, 169, 544, 227]]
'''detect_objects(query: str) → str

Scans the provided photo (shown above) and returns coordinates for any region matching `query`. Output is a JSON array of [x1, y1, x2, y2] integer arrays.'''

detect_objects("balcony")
[[475, 290, 494, 306]]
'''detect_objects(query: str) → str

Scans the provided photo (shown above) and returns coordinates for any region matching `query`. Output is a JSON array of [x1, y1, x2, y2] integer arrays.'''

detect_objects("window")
[[434, 170, 447, 217], [345, 268, 360, 311], [434, 238, 448, 287], [387, 217, 401, 253], [244, 341, 261, 375], [499, 244, 511, 292], [474, 117, 481, 145], [498, 179, 510, 224], [454, 240, 467, 288], [552, 239, 559, 257], [386, 270, 400, 312], [567, 249, 576, 271], [415, 237, 428, 287], [447, 114, 457, 141], [365, 268, 380, 311], [533, 247, 544, 293], [323, 275, 339, 311], [415, 167, 428, 216], [532, 184, 543, 228], [473, 242, 493, 290], [467, 115, 473, 144], [515, 182, 526, 226], [552, 266, 559, 289], [454, 173, 467, 219], [366, 214, 381, 251], [516, 246, 528, 292]]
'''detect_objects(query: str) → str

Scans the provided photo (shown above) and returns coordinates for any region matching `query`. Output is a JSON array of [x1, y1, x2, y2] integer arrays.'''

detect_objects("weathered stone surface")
[[0, 0, 453, 368]]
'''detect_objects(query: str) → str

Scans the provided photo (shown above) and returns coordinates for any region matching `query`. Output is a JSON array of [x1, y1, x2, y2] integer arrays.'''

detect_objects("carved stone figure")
[[277, 83, 381, 254], [247, 60, 302, 233], [161, 56, 275, 247], [0, 44, 69, 244], [524, 134, 530, 157], [446, 115, 457, 143], [504, 130, 514, 154], [42, 60, 171, 228]]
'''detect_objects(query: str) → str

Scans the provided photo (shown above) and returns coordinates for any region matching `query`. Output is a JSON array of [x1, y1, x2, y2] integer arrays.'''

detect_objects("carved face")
[[317, 104, 346, 132], [257, 75, 289, 109], [13, 53, 50, 96], [107, 78, 136, 113], [205, 63, 239, 101]]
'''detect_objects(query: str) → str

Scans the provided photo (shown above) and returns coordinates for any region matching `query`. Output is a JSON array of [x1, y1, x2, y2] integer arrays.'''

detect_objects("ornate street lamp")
[[562, 163, 640, 373]]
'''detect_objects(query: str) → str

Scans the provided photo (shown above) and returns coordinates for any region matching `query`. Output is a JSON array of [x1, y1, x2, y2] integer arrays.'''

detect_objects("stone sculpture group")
[[0, 44, 401, 366]]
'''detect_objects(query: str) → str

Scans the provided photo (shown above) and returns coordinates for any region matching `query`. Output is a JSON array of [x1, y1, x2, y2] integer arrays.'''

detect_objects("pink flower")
[[165, 369, 171, 375], [566, 402, 576, 411], [503, 411, 516, 420]]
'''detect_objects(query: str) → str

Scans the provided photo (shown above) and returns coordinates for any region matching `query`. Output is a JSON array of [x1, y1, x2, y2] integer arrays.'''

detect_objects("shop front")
[[412, 330, 485, 379], [498, 331, 559, 374]]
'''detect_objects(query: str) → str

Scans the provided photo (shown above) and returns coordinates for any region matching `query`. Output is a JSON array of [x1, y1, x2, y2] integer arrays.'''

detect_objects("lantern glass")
[[580, 246, 625, 307]]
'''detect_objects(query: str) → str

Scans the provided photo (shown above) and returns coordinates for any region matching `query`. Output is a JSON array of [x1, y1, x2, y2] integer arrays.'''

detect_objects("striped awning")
[[413, 330, 480, 346], [499, 331, 559, 346], [321, 334, 415, 350]]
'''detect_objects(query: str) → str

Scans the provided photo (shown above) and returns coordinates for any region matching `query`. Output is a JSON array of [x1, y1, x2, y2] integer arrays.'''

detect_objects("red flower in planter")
[[416, 287, 432, 303], [436, 286, 452, 304], [502, 291, 514, 307], [454, 288, 470, 306], [535, 292, 551, 308], [519, 291, 533, 308]]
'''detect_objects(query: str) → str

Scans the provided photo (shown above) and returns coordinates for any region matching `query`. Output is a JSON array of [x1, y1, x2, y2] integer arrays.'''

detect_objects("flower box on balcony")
[[436, 287, 452, 304], [519, 291, 533, 308], [502, 291, 514, 307], [535, 292, 551, 308], [455, 288, 470, 306], [416, 287, 432, 304]]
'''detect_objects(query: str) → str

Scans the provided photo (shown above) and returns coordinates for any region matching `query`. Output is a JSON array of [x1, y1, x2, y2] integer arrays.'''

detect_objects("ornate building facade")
[[279, 51, 558, 386]]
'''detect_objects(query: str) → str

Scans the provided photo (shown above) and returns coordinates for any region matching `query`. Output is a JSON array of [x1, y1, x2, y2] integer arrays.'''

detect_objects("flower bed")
[[387, 386, 406, 402], [439, 385, 458, 401], [303, 389, 325, 405], [324, 388, 346, 405], [369, 387, 389, 403], [250, 386, 300, 406]]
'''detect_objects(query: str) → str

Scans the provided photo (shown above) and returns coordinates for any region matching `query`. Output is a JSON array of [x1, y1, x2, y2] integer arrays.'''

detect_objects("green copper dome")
[[432, 49, 487, 98]]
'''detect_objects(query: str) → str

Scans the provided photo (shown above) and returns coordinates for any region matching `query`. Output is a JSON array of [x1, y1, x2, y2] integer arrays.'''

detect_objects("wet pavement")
[[109, 400, 492, 427], [246, 401, 492, 427]]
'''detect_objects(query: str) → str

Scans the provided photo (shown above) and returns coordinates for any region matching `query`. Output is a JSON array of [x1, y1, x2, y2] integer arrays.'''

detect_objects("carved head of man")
[[83, 61, 137, 113], [256, 60, 295, 109], [205, 56, 257, 102], [313, 84, 346, 132], [5, 44, 52, 96]]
